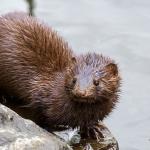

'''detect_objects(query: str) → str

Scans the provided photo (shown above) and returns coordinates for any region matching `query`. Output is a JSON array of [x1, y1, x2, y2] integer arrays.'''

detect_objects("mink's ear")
[[66, 57, 77, 73], [71, 57, 77, 65], [105, 63, 118, 76]]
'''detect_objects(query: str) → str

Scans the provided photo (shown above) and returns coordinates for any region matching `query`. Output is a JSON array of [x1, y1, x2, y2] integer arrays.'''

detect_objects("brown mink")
[[0, 12, 121, 138]]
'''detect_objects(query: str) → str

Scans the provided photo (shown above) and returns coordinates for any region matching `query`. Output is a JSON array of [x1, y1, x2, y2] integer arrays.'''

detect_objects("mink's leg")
[[80, 122, 105, 141]]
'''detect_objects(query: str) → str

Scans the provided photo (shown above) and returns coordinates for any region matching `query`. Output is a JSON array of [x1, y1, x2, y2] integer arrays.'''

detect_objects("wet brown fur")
[[0, 12, 121, 131]]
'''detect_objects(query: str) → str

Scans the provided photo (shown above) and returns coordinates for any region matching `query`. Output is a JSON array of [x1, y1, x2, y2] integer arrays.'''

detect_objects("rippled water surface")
[[0, 0, 150, 149]]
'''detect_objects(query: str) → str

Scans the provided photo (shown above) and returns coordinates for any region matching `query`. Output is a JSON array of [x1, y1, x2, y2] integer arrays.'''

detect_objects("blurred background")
[[0, 0, 150, 149]]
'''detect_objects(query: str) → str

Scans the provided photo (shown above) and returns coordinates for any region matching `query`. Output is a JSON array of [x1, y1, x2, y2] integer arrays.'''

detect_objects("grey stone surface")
[[0, 104, 72, 150]]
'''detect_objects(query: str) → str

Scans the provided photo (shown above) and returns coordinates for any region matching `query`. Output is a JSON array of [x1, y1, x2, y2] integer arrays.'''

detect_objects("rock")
[[55, 122, 119, 150], [0, 103, 72, 150]]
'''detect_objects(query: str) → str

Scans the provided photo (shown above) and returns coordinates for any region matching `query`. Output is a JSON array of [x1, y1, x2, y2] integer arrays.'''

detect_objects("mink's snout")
[[71, 82, 97, 103], [72, 89, 87, 98]]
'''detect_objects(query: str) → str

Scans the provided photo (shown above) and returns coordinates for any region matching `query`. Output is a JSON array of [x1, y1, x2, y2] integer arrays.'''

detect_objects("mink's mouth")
[[71, 95, 108, 104], [72, 97, 97, 103]]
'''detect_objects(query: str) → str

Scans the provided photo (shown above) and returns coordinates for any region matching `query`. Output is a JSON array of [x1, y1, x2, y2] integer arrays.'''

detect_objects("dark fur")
[[0, 12, 121, 131]]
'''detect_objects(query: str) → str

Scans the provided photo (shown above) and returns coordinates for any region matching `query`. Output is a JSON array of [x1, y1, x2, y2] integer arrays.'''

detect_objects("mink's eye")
[[65, 77, 77, 91], [72, 77, 77, 85], [93, 79, 99, 86]]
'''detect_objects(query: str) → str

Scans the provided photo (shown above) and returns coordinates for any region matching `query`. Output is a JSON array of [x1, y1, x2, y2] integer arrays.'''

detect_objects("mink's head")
[[38, 53, 121, 128], [65, 53, 120, 104]]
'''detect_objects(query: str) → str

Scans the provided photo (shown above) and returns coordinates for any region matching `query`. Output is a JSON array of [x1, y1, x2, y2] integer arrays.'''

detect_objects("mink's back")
[[0, 12, 73, 99]]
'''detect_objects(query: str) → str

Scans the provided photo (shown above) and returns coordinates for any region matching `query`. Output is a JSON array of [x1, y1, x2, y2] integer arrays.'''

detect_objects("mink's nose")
[[72, 89, 86, 97], [78, 90, 86, 97]]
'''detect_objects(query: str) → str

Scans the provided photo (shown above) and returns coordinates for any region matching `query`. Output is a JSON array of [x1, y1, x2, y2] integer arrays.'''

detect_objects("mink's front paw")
[[80, 122, 105, 141]]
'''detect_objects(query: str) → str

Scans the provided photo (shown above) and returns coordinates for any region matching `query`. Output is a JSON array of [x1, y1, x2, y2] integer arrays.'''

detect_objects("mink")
[[0, 12, 121, 139]]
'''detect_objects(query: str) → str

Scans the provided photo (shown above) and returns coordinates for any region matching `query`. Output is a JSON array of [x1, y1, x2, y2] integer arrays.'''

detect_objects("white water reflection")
[[0, 0, 150, 149]]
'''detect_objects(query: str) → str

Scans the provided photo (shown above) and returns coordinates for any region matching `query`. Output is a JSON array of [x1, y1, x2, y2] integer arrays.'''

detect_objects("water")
[[0, 0, 150, 149]]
